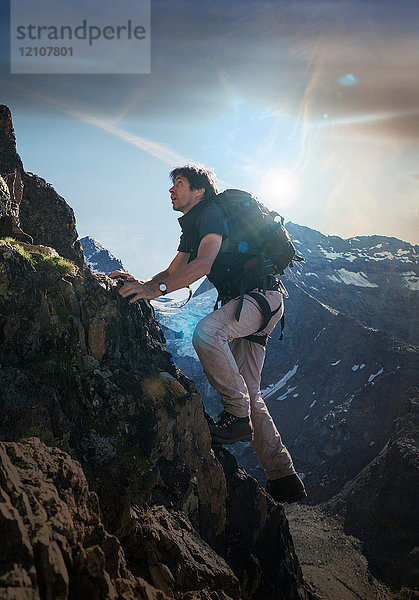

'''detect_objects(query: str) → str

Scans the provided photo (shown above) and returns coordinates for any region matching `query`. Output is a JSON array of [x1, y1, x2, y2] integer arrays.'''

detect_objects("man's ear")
[[194, 187, 205, 201]]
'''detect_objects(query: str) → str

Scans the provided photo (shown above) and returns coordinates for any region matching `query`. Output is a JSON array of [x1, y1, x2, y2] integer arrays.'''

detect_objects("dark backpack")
[[213, 189, 303, 294], [206, 189, 303, 338], [180, 189, 302, 339]]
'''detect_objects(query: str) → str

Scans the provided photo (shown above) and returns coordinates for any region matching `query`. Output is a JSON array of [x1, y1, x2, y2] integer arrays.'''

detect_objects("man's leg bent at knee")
[[192, 295, 270, 443], [192, 309, 251, 419]]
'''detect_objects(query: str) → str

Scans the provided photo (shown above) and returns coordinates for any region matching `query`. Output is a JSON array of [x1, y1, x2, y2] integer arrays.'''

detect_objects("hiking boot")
[[209, 411, 253, 444], [266, 474, 307, 504]]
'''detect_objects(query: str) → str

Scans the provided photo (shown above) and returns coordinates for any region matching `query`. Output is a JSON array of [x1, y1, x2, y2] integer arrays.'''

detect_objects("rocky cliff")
[[0, 105, 310, 599], [325, 392, 418, 591], [0, 437, 173, 600]]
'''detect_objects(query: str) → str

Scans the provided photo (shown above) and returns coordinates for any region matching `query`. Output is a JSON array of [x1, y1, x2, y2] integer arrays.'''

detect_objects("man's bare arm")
[[116, 234, 222, 302], [156, 234, 222, 294]]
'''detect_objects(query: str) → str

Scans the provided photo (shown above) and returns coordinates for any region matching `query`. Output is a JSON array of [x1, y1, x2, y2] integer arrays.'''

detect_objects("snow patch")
[[401, 271, 419, 291], [276, 386, 298, 401], [318, 246, 341, 260], [370, 251, 413, 263], [86, 259, 106, 275], [309, 400, 316, 408], [293, 393, 299, 398], [327, 274, 340, 283], [368, 367, 384, 383], [359, 363, 366, 369], [331, 360, 341, 366], [352, 364, 359, 371], [304, 415, 309, 420], [317, 246, 361, 262], [343, 254, 357, 263], [314, 327, 326, 341], [370, 251, 394, 260], [305, 272, 319, 277], [261, 364, 299, 400], [327, 269, 378, 288]]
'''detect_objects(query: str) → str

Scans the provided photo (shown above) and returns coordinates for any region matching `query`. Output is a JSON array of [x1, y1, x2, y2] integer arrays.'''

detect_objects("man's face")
[[169, 175, 204, 213]]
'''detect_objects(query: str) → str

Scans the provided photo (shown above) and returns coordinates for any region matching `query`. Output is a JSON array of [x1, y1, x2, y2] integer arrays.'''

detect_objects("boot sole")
[[211, 433, 253, 445]]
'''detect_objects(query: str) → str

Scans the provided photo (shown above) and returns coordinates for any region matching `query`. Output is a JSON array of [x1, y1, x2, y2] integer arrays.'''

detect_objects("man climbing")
[[108, 164, 306, 504]]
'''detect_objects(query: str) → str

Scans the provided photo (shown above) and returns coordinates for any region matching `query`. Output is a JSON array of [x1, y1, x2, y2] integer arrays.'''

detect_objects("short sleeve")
[[199, 204, 229, 243], [177, 233, 188, 253]]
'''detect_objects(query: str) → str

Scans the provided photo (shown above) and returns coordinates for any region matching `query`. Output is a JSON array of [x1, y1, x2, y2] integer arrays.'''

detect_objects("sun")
[[259, 168, 300, 210]]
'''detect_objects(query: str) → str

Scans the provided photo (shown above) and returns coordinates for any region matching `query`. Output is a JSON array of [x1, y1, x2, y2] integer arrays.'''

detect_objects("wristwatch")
[[158, 281, 168, 295]]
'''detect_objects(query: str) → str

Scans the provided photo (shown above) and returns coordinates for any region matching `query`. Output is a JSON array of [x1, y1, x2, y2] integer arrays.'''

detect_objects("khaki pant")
[[192, 290, 295, 480]]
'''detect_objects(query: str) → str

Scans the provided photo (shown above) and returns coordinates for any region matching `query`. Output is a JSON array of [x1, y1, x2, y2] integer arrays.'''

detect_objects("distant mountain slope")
[[261, 281, 417, 501], [285, 223, 418, 344], [324, 390, 418, 590], [80, 235, 125, 275]]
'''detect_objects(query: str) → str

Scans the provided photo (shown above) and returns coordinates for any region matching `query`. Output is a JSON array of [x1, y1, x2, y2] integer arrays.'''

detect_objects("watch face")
[[159, 282, 167, 293]]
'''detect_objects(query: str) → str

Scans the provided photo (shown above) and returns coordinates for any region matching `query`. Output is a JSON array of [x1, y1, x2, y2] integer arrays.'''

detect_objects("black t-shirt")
[[177, 200, 228, 260], [177, 199, 249, 294]]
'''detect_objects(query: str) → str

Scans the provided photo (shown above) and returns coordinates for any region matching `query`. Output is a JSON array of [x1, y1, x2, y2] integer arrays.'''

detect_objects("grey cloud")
[[1, 0, 418, 137]]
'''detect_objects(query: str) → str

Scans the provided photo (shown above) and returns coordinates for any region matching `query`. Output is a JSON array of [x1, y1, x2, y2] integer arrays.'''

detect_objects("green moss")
[[55, 306, 72, 324], [30, 253, 74, 277], [23, 425, 56, 446], [1, 239, 75, 290], [0, 263, 8, 297], [0, 238, 32, 261], [30, 254, 75, 290], [20, 426, 76, 458]]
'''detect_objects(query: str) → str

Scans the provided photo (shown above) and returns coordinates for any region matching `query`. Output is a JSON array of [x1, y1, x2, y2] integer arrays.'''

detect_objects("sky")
[[0, 0, 418, 280]]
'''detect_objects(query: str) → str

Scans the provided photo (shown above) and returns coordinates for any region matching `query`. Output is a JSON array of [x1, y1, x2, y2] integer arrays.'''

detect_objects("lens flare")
[[259, 168, 300, 210], [338, 73, 359, 86]]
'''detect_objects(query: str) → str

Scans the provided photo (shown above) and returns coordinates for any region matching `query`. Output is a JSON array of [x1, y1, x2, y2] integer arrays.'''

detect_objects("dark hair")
[[170, 164, 218, 202]]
